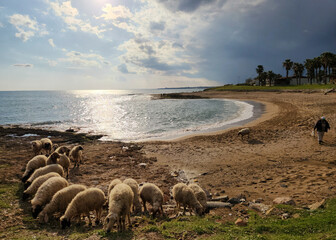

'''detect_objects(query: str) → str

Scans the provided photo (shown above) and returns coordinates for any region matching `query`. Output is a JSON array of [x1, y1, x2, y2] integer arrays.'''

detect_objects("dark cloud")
[[157, 0, 218, 12], [118, 63, 132, 74], [192, 0, 336, 84], [12, 64, 33, 67], [149, 21, 165, 32]]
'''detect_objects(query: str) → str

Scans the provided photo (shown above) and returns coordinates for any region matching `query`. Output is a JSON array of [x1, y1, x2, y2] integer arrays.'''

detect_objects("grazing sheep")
[[105, 183, 133, 232], [38, 184, 87, 223], [172, 183, 204, 216], [123, 178, 142, 213], [188, 183, 208, 213], [139, 183, 164, 217], [46, 152, 60, 165], [60, 188, 106, 229], [25, 164, 64, 189], [31, 176, 69, 218], [31, 140, 43, 156], [54, 146, 70, 156], [41, 138, 53, 155], [22, 172, 61, 200], [51, 144, 59, 153], [58, 154, 71, 179], [22, 155, 47, 183], [69, 145, 84, 168], [238, 128, 250, 140], [107, 179, 122, 197]]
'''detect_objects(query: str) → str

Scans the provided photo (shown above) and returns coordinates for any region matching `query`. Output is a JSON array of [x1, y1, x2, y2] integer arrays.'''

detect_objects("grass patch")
[[0, 183, 20, 209], [207, 84, 336, 91]]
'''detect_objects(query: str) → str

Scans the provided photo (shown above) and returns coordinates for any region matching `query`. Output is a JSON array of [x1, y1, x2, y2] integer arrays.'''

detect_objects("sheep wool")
[[25, 164, 64, 189], [46, 152, 60, 165], [139, 183, 164, 217], [69, 145, 84, 168], [22, 155, 47, 183], [38, 184, 87, 223], [123, 178, 142, 213], [31, 140, 43, 156], [105, 183, 133, 232], [31, 176, 69, 218], [172, 183, 204, 216], [107, 179, 122, 197], [58, 154, 70, 179], [60, 188, 106, 229], [54, 146, 70, 156], [188, 183, 207, 211], [22, 172, 61, 200]]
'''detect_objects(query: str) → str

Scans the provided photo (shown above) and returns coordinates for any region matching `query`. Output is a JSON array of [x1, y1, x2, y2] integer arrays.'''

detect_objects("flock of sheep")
[[21, 137, 209, 232]]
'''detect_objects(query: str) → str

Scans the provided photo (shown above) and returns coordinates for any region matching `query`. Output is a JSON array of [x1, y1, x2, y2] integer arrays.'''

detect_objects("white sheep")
[[69, 145, 84, 168], [188, 183, 208, 213], [46, 152, 60, 165], [139, 183, 164, 217], [123, 178, 142, 214], [51, 144, 59, 153], [54, 146, 71, 156], [58, 154, 71, 179], [31, 140, 43, 156], [60, 188, 106, 229], [105, 183, 134, 232], [38, 184, 87, 223], [31, 176, 69, 218], [22, 172, 61, 200], [22, 155, 47, 183], [172, 183, 204, 216], [238, 128, 250, 140], [41, 138, 53, 155], [107, 179, 122, 197], [25, 164, 64, 189]]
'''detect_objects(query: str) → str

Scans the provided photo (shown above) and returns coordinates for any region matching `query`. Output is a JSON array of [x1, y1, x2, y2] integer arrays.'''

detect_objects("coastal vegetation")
[[247, 52, 336, 87]]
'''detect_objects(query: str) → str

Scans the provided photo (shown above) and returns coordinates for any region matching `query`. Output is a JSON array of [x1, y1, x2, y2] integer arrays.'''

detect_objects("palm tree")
[[267, 70, 276, 86], [304, 59, 314, 84], [293, 63, 305, 85], [256, 65, 264, 86], [313, 57, 322, 84], [282, 59, 293, 79], [320, 52, 334, 84]]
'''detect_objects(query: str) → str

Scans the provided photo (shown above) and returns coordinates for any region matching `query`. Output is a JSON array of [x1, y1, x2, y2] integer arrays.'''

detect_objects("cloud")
[[58, 50, 110, 69], [49, 0, 104, 36], [12, 64, 33, 67], [0, 22, 4, 28], [156, 0, 218, 12], [8, 14, 48, 42], [48, 38, 55, 47], [100, 4, 133, 20]]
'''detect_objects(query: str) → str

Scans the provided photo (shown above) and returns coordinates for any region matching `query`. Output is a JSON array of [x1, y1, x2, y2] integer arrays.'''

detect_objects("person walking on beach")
[[314, 116, 330, 145]]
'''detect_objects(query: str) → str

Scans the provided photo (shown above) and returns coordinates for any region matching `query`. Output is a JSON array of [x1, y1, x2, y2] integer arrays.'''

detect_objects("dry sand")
[[1, 90, 336, 233]]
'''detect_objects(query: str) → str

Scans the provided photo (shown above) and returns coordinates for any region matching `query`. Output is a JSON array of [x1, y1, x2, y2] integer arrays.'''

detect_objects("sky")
[[0, 0, 335, 91]]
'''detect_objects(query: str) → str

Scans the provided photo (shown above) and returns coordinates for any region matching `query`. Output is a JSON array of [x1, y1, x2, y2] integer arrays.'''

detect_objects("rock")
[[211, 195, 229, 202], [235, 218, 247, 227], [308, 199, 326, 210], [282, 213, 290, 219], [206, 201, 232, 209], [273, 197, 295, 206], [138, 163, 147, 168], [249, 203, 271, 214]]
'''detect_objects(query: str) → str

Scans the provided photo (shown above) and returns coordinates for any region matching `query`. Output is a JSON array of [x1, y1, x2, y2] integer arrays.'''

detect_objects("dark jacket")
[[314, 119, 330, 132]]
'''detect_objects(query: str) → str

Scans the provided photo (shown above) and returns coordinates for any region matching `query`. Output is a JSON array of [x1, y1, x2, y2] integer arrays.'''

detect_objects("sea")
[[0, 89, 260, 142]]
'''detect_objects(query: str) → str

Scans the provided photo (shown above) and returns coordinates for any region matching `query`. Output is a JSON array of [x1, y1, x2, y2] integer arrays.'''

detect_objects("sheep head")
[[105, 213, 117, 233], [60, 216, 71, 229]]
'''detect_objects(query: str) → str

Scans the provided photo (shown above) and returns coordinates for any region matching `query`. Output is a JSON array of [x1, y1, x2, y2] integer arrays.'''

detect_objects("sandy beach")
[[1, 90, 336, 235]]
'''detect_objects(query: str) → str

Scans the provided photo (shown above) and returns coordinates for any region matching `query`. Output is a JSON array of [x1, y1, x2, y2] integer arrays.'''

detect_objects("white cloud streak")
[[48, 38, 55, 47]]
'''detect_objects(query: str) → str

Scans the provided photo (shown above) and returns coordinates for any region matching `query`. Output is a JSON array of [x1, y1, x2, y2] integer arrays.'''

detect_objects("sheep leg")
[[95, 208, 102, 225], [87, 212, 92, 226], [143, 201, 147, 212], [175, 202, 181, 217], [127, 212, 132, 228]]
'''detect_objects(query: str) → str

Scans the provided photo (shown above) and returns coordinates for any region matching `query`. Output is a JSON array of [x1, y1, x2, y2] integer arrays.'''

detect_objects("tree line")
[[252, 52, 336, 86]]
